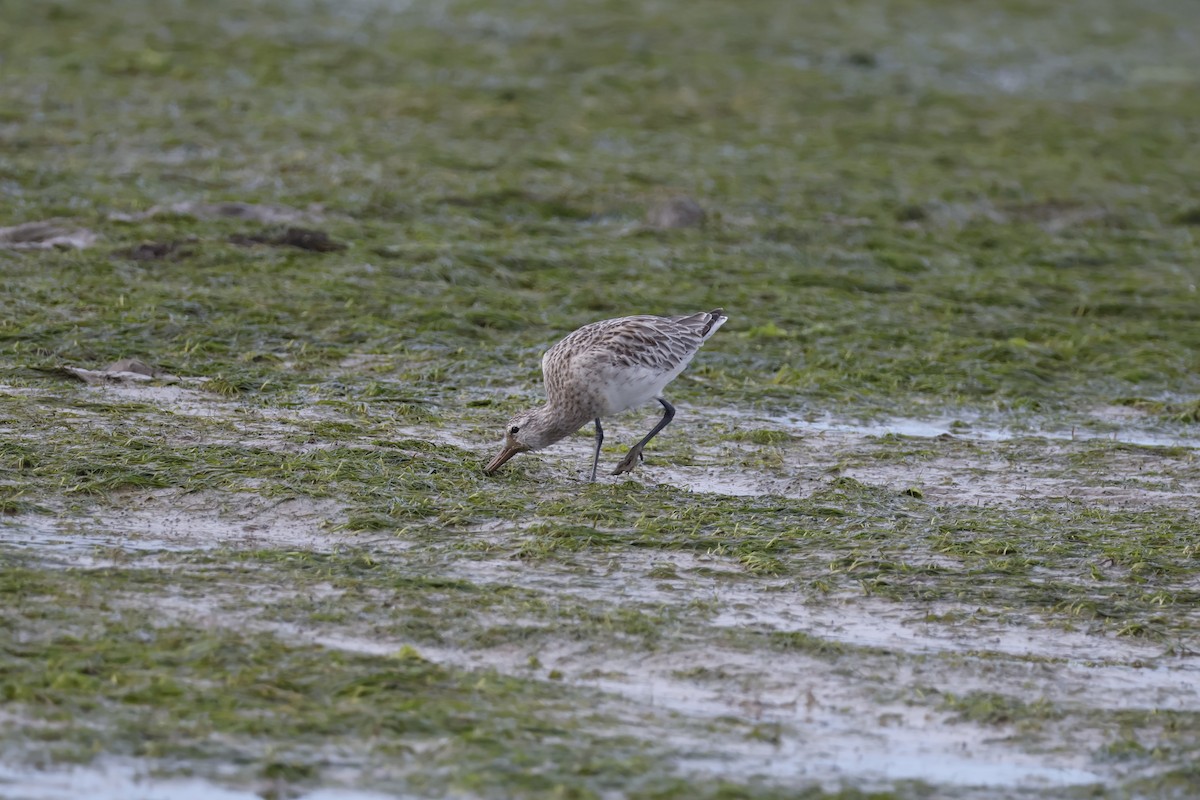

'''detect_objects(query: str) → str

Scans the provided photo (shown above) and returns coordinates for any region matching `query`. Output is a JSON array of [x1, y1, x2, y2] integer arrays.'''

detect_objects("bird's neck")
[[531, 403, 593, 448]]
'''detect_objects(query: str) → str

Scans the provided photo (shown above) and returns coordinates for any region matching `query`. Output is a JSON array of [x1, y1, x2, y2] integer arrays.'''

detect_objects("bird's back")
[[541, 309, 726, 415]]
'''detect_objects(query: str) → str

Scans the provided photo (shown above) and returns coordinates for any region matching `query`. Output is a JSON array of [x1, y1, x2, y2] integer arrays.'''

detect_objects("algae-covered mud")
[[2, 0, 1199, 798]]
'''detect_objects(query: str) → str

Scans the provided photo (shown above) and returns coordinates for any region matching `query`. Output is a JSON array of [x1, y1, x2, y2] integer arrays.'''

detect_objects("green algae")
[[2, 0, 1200, 796]]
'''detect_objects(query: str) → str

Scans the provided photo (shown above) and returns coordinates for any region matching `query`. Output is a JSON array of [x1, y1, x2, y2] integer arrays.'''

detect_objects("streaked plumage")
[[485, 309, 727, 480]]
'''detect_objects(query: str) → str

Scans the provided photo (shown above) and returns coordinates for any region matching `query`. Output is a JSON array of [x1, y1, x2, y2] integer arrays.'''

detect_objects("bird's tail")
[[700, 308, 727, 338]]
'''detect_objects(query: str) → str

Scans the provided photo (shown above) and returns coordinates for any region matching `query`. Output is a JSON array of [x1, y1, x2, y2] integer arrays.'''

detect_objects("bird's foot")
[[611, 446, 645, 475]]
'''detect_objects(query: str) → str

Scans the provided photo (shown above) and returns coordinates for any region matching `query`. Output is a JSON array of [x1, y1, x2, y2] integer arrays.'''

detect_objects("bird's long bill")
[[484, 442, 523, 475]]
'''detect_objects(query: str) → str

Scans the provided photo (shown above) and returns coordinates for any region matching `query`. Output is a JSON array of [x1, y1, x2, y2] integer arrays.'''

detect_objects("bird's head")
[[483, 409, 556, 475]]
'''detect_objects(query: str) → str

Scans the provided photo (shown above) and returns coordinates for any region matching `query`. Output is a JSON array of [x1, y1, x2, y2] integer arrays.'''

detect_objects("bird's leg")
[[612, 398, 675, 475], [590, 418, 604, 482]]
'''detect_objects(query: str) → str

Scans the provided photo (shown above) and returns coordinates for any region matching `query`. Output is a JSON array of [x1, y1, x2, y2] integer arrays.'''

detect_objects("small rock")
[[844, 51, 878, 68], [894, 204, 927, 223], [645, 196, 707, 229]]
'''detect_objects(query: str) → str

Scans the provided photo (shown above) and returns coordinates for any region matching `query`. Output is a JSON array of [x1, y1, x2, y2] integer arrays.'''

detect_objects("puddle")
[[249, 545, 1188, 790], [786, 412, 1200, 449], [683, 740, 1104, 789], [677, 408, 1199, 506], [434, 545, 1195, 671], [290, 617, 1113, 791], [0, 494, 348, 560], [0, 761, 404, 800], [0, 515, 195, 565], [463, 403, 1199, 507]]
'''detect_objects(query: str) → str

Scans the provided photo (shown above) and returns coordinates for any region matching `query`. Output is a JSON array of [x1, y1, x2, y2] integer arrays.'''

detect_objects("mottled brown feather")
[[485, 309, 727, 475]]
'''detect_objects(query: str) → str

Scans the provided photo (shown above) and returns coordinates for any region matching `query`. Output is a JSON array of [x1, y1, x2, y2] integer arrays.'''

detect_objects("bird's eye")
[[509, 425, 520, 434]]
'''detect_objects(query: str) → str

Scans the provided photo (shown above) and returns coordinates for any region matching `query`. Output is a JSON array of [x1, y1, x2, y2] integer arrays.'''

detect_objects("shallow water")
[[0, 762, 405, 800], [786, 413, 1200, 449], [3, 400, 1196, 796]]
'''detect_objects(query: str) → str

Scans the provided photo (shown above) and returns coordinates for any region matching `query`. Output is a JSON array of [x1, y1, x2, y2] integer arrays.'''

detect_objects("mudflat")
[[2, 0, 1199, 798]]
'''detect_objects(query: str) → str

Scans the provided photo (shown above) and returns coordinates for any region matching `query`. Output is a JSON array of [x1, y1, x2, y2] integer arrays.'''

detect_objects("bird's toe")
[[611, 447, 643, 475]]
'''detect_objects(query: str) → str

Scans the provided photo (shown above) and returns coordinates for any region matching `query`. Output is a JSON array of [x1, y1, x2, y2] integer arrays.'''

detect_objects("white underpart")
[[600, 314, 726, 416], [601, 361, 691, 415]]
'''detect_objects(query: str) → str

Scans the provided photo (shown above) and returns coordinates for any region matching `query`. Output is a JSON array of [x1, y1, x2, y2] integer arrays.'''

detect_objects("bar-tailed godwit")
[[484, 309, 727, 481]]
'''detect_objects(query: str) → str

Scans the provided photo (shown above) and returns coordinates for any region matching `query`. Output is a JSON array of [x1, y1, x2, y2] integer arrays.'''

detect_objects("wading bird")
[[484, 309, 727, 481]]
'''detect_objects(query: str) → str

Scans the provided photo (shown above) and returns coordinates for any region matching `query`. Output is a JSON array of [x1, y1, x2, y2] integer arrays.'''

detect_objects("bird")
[[484, 309, 728, 481]]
